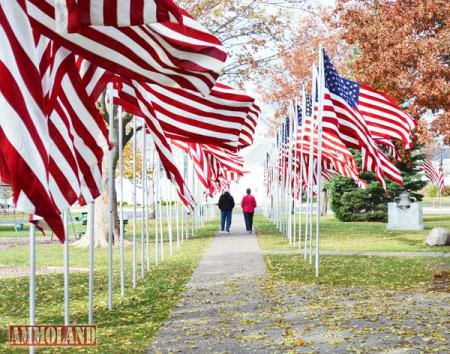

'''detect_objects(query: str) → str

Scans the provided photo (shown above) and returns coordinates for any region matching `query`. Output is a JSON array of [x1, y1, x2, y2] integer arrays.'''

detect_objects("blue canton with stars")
[[297, 105, 303, 126], [305, 94, 312, 117], [283, 117, 290, 143], [323, 50, 360, 108]]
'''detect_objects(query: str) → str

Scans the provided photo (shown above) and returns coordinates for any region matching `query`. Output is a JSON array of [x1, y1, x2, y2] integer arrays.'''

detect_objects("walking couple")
[[218, 188, 257, 234]]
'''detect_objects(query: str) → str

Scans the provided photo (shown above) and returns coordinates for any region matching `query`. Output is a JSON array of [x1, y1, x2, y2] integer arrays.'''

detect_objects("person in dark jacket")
[[218, 191, 235, 233]]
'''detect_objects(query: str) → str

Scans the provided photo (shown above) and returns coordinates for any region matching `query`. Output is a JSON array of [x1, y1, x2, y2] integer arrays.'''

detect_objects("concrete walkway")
[[263, 249, 450, 257], [149, 214, 286, 353]]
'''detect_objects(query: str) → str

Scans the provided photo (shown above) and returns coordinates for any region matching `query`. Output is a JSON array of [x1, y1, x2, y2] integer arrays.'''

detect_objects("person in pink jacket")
[[241, 188, 257, 233]]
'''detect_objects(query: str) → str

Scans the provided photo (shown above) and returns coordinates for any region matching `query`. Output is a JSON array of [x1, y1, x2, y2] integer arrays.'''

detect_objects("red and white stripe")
[[133, 86, 194, 207], [294, 111, 363, 186], [55, 0, 184, 32], [76, 56, 112, 102], [0, 0, 65, 240], [42, 45, 109, 207], [321, 90, 403, 190], [172, 139, 246, 196], [27, 0, 227, 95], [421, 158, 444, 193], [357, 84, 415, 150], [112, 78, 259, 148]]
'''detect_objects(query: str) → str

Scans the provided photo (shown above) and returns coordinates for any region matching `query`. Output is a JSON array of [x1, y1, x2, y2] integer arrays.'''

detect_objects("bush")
[[327, 146, 426, 222], [423, 184, 450, 197], [424, 184, 438, 198], [328, 177, 389, 222], [442, 186, 450, 197]]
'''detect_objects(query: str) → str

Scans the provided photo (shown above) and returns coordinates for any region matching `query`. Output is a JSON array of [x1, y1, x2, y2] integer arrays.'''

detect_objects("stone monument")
[[386, 192, 424, 231]]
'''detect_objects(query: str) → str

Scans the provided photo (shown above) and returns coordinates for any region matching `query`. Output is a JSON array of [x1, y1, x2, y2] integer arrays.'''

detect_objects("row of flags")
[[0, 0, 258, 241], [265, 49, 417, 198]]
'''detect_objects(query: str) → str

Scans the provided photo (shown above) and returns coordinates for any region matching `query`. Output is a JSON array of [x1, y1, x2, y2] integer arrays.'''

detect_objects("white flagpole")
[[285, 121, 290, 239], [118, 106, 125, 297], [180, 201, 184, 244], [29, 222, 36, 354], [145, 143, 150, 272], [304, 167, 311, 261], [141, 123, 146, 279], [305, 67, 317, 262], [88, 201, 95, 324], [63, 210, 70, 324], [191, 159, 195, 239], [280, 122, 286, 235], [298, 89, 306, 253], [167, 184, 173, 256], [174, 149, 180, 249], [309, 162, 313, 265], [176, 198, 180, 248], [292, 102, 298, 246], [175, 152, 180, 249], [154, 152, 159, 266], [132, 116, 137, 287], [181, 154, 186, 244], [315, 46, 325, 277], [184, 155, 189, 242], [287, 104, 294, 244], [159, 161, 164, 261], [276, 134, 281, 231], [107, 96, 114, 310]]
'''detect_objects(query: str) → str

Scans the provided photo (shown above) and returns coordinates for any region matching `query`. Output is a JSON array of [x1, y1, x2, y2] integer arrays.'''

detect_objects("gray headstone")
[[386, 202, 424, 231]]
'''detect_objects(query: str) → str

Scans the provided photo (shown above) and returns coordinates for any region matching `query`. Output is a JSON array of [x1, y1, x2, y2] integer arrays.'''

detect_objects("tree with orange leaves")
[[261, 6, 347, 129], [335, 0, 450, 143]]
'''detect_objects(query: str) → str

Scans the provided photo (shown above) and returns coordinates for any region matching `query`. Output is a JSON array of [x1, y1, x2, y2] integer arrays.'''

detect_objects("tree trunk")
[[74, 102, 128, 248], [74, 148, 120, 247]]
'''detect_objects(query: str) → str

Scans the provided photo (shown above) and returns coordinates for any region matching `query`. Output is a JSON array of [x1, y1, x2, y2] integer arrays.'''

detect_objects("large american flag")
[[27, 0, 228, 95], [0, 1, 64, 239], [54, 0, 184, 31], [321, 50, 404, 190]]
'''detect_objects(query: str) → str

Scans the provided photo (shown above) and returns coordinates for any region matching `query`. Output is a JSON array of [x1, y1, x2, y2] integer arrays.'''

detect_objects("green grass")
[[265, 254, 448, 289], [255, 215, 449, 289], [0, 219, 218, 353], [255, 214, 450, 252]]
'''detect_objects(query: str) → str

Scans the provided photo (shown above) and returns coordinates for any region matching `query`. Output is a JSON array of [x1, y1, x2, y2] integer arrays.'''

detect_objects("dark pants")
[[243, 212, 254, 231], [220, 210, 232, 232]]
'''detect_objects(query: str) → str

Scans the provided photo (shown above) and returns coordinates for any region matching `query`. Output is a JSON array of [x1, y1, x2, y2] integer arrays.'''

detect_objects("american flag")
[[27, 0, 228, 95], [321, 50, 403, 190], [421, 156, 445, 193], [55, 0, 184, 32], [321, 52, 415, 150], [111, 79, 259, 149], [295, 89, 363, 188], [172, 140, 246, 197], [0, 1, 65, 239]]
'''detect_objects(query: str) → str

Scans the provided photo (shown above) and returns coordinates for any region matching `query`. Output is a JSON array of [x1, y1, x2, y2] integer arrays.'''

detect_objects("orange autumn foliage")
[[335, 0, 450, 144], [262, 8, 348, 133]]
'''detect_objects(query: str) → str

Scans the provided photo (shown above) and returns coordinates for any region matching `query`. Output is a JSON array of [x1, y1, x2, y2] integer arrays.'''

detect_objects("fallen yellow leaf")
[[294, 338, 305, 346]]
